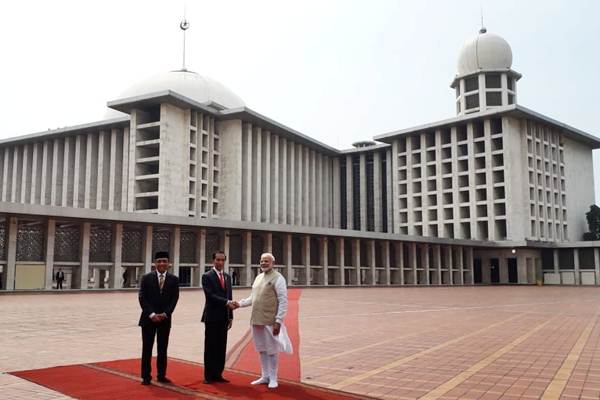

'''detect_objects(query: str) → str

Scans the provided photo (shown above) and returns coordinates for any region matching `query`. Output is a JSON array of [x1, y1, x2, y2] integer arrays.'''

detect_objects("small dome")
[[457, 29, 513, 76], [106, 70, 245, 118]]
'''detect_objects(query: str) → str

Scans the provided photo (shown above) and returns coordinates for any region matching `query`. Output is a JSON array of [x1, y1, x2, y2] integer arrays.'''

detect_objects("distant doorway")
[[508, 258, 518, 283], [474, 259, 482, 283], [491, 258, 500, 284], [179, 267, 191, 287]]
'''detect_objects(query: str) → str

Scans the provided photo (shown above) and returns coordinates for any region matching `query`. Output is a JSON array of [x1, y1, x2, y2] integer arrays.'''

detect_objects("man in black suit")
[[55, 268, 65, 290], [201, 250, 235, 384], [138, 251, 179, 385]]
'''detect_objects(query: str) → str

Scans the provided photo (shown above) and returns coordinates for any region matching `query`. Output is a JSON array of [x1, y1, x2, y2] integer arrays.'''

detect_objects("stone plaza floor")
[[1, 286, 600, 399]]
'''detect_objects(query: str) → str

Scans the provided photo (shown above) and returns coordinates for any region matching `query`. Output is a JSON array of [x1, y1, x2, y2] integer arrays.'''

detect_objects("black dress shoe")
[[203, 379, 213, 384], [157, 377, 172, 384], [214, 377, 230, 383], [141, 379, 151, 385]]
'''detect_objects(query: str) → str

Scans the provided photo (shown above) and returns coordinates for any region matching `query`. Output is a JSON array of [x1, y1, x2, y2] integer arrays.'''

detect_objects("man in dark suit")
[[138, 251, 179, 385], [55, 268, 65, 290], [201, 250, 234, 384]]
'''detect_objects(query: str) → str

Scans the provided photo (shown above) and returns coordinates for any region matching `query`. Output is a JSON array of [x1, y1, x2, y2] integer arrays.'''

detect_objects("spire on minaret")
[[180, 7, 190, 71], [479, 3, 486, 33]]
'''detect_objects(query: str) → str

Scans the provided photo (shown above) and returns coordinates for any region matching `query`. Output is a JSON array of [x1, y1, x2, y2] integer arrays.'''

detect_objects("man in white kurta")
[[236, 252, 291, 389]]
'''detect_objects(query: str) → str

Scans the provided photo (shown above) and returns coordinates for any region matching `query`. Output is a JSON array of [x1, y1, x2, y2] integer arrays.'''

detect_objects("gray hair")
[[260, 252, 276, 263]]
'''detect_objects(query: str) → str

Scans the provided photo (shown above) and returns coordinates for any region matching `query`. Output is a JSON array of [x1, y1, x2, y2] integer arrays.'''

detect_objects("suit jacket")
[[138, 271, 180, 327], [56, 271, 64, 280], [201, 269, 233, 323]]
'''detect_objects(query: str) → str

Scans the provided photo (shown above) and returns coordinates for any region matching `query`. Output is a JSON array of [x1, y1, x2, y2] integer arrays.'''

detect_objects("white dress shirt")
[[149, 270, 167, 319]]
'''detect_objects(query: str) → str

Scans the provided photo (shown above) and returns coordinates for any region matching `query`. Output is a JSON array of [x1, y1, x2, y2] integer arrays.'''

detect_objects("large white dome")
[[457, 29, 513, 76], [104, 70, 245, 119]]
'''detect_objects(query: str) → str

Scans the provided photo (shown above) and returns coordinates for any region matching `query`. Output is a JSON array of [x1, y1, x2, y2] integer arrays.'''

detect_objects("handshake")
[[227, 300, 240, 310]]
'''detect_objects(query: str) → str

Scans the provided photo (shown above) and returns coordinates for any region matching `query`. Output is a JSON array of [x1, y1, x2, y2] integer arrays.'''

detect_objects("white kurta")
[[239, 272, 293, 355]]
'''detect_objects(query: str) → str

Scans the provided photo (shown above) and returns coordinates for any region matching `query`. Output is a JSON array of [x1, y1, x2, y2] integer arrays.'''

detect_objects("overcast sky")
[[1, 0, 599, 201]]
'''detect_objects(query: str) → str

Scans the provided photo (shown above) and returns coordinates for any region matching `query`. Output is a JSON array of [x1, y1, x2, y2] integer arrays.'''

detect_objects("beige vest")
[[250, 269, 282, 325]]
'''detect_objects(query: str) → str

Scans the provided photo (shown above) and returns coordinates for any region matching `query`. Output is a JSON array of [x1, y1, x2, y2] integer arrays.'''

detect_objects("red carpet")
[[229, 288, 302, 382], [12, 364, 191, 399], [11, 358, 366, 399]]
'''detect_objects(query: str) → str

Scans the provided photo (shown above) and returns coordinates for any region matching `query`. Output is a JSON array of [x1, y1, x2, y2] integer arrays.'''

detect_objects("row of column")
[[549, 248, 600, 285], [0, 215, 475, 290], [240, 123, 335, 228], [0, 128, 129, 212]]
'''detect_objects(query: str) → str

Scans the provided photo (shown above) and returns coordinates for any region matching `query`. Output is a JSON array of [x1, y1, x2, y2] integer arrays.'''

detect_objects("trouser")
[[57, 280, 63, 289], [258, 351, 279, 381], [141, 322, 171, 380], [204, 320, 229, 380]]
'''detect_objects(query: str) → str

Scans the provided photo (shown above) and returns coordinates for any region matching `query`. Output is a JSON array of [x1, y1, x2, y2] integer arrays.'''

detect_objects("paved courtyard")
[[1, 286, 600, 399]]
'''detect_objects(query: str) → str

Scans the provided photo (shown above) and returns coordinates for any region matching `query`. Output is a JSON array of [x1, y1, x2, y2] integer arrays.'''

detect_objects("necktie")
[[218, 272, 225, 289], [159, 274, 165, 292]]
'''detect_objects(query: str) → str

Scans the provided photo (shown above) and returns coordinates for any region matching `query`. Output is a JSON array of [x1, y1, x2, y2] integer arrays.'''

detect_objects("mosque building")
[[1, 27, 598, 290]]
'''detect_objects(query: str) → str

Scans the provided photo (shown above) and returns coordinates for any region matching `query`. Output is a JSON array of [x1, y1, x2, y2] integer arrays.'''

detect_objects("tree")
[[584, 205, 600, 240]]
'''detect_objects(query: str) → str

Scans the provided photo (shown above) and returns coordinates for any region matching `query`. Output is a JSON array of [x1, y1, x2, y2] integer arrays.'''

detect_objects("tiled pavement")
[[1, 286, 600, 399]]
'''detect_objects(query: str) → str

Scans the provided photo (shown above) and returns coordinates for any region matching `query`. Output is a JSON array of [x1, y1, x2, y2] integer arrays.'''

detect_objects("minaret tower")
[[451, 28, 521, 116]]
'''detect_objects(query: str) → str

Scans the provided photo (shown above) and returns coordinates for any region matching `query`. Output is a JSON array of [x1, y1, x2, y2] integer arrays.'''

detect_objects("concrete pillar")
[[434, 244, 442, 285], [4, 217, 17, 290], [337, 237, 345, 286], [223, 230, 230, 274], [421, 244, 430, 285], [397, 242, 404, 285], [518, 255, 528, 284], [573, 249, 580, 285], [345, 155, 353, 230], [61, 139, 69, 207], [359, 153, 367, 231], [458, 247, 465, 285], [594, 248, 600, 286], [373, 152, 382, 232], [108, 129, 117, 211], [303, 235, 310, 286], [80, 222, 91, 289], [499, 257, 509, 284], [263, 131, 271, 223], [466, 247, 475, 285], [320, 237, 328, 286], [332, 158, 341, 229], [368, 240, 376, 285], [295, 145, 303, 226], [383, 241, 391, 285], [446, 246, 453, 285], [352, 238, 361, 286], [252, 127, 262, 223], [284, 233, 292, 285], [243, 231, 252, 286], [409, 242, 417, 284], [51, 139, 59, 206], [45, 219, 56, 290], [143, 225, 153, 275], [194, 228, 206, 287], [271, 135, 279, 224], [121, 128, 129, 211], [111, 223, 124, 289], [31, 143, 39, 205], [170, 226, 181, 277], [93, 268, 101, 289], [287, 142, 294, 225], [552, 249, 561, 284]]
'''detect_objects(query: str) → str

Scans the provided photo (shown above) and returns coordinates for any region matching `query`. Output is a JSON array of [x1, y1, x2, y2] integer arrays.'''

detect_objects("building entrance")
[[508, 258, 518, 283], [490, 258, 500, 284]]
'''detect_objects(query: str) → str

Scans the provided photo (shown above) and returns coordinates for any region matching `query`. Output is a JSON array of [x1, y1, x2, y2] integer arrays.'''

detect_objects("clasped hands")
[[227, 300, 240, 310], [151, 313, 167, 323]]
